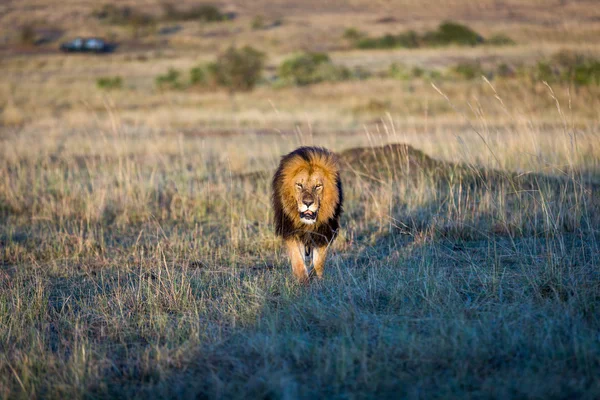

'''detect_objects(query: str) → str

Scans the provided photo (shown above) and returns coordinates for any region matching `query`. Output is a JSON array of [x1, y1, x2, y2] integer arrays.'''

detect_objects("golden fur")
[[272, 147, 343, 281]]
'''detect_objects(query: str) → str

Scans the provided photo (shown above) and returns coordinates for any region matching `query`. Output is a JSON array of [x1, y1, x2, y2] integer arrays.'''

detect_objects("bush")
[[388, 63, 414, 80], [92, 4, 155, 38], [422, 21, 483, 46], [161, 3, 225, 22], [357, 31, 419, 49], [388, 63, 442, 81], [278, 52, 351, 86], [97, 76, 123, 90], [548, 50, 600, 86], [207, 46, 265, 92], [452, 62, 486, 80], [156, 68, 182, 90], [251, 15, 265, 30], [496, 63, 515, 78], [486, 33, 515, 46], [355, 22, 486, 50], [531, 61, 558, 83], [92, 4, 154, 26], [190, 66, 205, 85], [343, 27, 364, 41], [571, 61, 600, 86]]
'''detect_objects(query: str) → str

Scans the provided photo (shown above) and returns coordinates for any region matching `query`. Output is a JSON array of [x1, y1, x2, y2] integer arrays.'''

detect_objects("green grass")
[[1, 117, 599, 398]]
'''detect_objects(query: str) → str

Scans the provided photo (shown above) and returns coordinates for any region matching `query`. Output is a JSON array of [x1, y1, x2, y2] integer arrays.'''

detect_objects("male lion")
[[272, 147, 343, 281]]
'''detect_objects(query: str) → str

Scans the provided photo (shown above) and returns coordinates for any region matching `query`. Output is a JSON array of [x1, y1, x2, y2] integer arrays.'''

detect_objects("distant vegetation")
[[251, 15, 266, 30], [352, 21, 512, 49], [156, 50, 371, 92], [92, 3, 229, 31], [384, 51, 600, 86], [342, 27, 364, 42], [251, 15, 283, 30], [155, 68, 183, 90], [207, 46, 266, 92], [151, 49, 600, 94], [160, 3, 227, 22], [421, 21, 483, 46], [92, 4, 155, 27], [181, 46, 266, 92], [451, 61, 487, 80], [96, 76, 123, 90], [278, 52, 351, 86], [529, 50, 600, 86], [486, 33, 516, 46]]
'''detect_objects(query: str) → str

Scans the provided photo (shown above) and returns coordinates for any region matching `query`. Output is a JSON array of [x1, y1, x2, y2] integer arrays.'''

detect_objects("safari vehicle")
[[60, 37, 115, 53]]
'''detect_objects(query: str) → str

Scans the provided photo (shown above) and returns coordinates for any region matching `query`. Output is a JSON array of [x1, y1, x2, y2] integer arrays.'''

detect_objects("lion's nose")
[[302, 196, 314, 207]]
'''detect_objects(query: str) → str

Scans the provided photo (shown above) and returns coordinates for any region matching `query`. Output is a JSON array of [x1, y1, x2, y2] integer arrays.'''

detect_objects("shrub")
[[452, 61, 486, 80], [547, 50, 600, 86], [486, 33, 515, 46], [156, 68, 182, 90], [161, 3, 225, 22], [278, 52, 350, 86], [251, 15, 265, 30], [355, 22, 485, 50], [411, 66, 425, 78], [422, 21, 483, 46], [388, 63, 442, 81], [357, 31, 419, 49], [496, 63, 515, 78], [190, 66, 205, 85], [97, 76, 123, 90], [388, 63, 412, 80], [343, 27, 364, 41], [207, 46, 265, 92], [532, 61, 558, 83], [551, 49, 585, 70], [92, 4, 155, 38], [92, 4, 154, 26], [571, 61, 600, 86]]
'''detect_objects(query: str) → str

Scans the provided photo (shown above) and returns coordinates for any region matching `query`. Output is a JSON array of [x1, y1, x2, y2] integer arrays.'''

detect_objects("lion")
[[272, 146, 343, 281]]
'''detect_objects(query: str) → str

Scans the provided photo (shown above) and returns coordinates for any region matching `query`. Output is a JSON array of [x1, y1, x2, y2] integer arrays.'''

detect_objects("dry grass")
[[1, 1, 600, 398], [1, 105, 600, 397]]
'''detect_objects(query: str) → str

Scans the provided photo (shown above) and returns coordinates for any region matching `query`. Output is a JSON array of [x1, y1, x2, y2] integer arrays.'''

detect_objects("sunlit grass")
[[1, 88, 599, 396]]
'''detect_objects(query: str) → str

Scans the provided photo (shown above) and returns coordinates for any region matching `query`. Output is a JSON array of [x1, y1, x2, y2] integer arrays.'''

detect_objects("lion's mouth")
[[300, 210, 317, 221]]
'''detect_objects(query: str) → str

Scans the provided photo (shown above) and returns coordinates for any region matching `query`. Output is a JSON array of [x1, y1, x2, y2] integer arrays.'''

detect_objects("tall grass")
[[1, 84, 599, 398]]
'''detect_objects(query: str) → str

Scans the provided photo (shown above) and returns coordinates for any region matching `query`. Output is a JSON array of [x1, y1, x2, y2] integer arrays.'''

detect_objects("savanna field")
[[1, 0, 600, 398]]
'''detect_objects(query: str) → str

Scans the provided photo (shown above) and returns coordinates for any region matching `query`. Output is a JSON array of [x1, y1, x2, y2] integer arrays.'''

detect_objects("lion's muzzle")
[[299, 194, 318, 224], [300, 209, 317, 222]]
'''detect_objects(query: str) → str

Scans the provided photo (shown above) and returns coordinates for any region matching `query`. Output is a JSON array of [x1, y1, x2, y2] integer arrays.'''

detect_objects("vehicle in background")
[[60, 37, 116, 53]]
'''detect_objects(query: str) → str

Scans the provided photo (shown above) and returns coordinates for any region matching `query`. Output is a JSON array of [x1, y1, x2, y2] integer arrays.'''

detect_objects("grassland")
[[1, 0, 600, 398]]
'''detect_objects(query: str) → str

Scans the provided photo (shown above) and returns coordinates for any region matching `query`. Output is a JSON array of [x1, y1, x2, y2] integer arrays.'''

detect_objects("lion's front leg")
[[312, 245, 329, 279], [285, 239, 309, 282]]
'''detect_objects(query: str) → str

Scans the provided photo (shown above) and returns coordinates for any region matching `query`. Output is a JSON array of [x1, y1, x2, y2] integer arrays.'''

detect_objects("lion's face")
[[293, 169, 325, 225], [274, 148, 341, 231]]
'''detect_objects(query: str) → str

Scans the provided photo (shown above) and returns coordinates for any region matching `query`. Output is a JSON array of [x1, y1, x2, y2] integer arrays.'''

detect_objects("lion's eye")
[[315, 184, 323, 191], [295, 183, 303, 190]]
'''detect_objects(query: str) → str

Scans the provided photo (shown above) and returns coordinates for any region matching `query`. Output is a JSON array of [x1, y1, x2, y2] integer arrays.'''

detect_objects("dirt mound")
[[340, 143, 596, 195], [340, 143, 449, 179]]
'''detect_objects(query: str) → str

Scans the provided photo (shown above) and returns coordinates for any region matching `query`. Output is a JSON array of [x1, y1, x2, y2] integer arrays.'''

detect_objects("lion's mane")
[[272, 146, 343, 248]]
